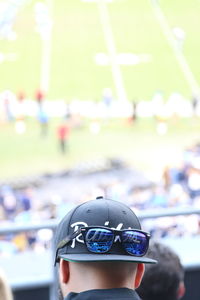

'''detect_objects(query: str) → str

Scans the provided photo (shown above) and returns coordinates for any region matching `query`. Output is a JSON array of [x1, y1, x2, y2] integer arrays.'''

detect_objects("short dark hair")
[[137, 241, 184, 300]]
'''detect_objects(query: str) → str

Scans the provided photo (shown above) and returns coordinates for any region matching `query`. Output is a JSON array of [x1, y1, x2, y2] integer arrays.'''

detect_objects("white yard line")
[[40, 0, 53, 94], [97, 0, 128, 102], [150, 0, 200, 97], [40, 36, 52, 94]]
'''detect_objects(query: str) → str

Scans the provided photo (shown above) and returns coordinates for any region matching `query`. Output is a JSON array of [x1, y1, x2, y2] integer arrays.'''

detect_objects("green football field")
[[1, 0, 200, 180], [0, 0, 200, 101], [1, 117, 200, 180]]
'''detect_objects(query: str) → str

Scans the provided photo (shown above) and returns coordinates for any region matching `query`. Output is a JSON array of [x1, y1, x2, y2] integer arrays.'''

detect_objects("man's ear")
[[134, 263, 145, 289], [177, 282, 185, 299], [59, 259, 70, 284]]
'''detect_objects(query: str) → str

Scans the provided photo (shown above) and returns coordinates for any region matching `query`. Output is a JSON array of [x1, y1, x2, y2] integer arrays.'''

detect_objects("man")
[[137, 241, 185, 300], [57, 120, 70, 154], [54, 196, 156, 300]]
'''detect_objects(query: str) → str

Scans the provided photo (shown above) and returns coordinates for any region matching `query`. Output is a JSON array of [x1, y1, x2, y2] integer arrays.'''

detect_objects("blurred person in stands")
[[137, 241, 185, 300], [53, 196, 156, 300], [0, 268, 13, 300], [1, 186, 17, 220]]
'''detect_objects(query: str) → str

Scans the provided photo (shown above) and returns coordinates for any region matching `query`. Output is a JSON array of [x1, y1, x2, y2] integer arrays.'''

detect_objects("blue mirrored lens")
[[122, 231, 147, 256], [85, 228, 114, 253]]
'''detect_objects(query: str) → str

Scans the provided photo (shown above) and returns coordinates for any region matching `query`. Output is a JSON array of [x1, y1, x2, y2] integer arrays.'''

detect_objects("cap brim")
[[59, 254, 157, 264]]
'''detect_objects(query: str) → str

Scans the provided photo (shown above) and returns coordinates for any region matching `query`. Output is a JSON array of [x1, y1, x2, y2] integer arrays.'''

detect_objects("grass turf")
[[0, 0, 199, 100], [1, 0, 200, 179], [0, 117, 200, 180]]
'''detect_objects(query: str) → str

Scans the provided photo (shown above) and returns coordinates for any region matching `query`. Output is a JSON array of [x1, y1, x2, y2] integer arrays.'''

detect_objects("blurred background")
[[0, 0, 200, 299]]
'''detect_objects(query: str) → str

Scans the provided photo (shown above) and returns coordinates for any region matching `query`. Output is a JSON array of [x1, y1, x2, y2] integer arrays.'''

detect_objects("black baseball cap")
[[54, 196, 157, 264]]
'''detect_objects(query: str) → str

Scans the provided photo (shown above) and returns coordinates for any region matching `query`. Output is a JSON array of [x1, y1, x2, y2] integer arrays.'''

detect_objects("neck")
[[62, 263, 136, 295]]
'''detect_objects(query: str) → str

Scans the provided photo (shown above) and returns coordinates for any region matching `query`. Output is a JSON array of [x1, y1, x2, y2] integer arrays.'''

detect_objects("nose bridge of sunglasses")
[[114, 234, 121, 243]]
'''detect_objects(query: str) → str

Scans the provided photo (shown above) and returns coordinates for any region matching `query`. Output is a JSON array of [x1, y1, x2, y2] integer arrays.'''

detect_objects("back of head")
[[137, 241, 185, 300], [69, 260, 138, 287], [53, 197, 157, 297], [54, 197, 156, 265]]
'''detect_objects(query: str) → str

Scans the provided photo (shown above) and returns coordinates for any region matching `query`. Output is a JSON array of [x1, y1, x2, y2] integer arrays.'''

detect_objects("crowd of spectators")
[[0, 142, 200, 257]]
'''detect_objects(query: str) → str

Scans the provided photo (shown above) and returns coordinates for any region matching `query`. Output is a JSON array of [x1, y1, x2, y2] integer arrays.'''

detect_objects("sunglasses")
[[55, 226, 150, 265]]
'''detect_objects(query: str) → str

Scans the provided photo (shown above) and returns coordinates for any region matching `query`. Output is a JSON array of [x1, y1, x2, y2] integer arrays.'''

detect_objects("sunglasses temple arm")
[[54, 248, 59, 267], [54, 228, 82, 266]]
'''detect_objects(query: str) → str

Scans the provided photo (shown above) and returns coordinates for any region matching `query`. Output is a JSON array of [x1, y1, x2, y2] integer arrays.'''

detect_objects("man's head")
[[137, 241, 185, 300], [54, 196, 156, 297]]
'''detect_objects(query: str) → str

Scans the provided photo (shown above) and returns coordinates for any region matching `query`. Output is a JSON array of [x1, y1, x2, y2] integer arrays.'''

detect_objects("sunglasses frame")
[[54, 226, 150, 265], [81, 226, 150, 256]]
